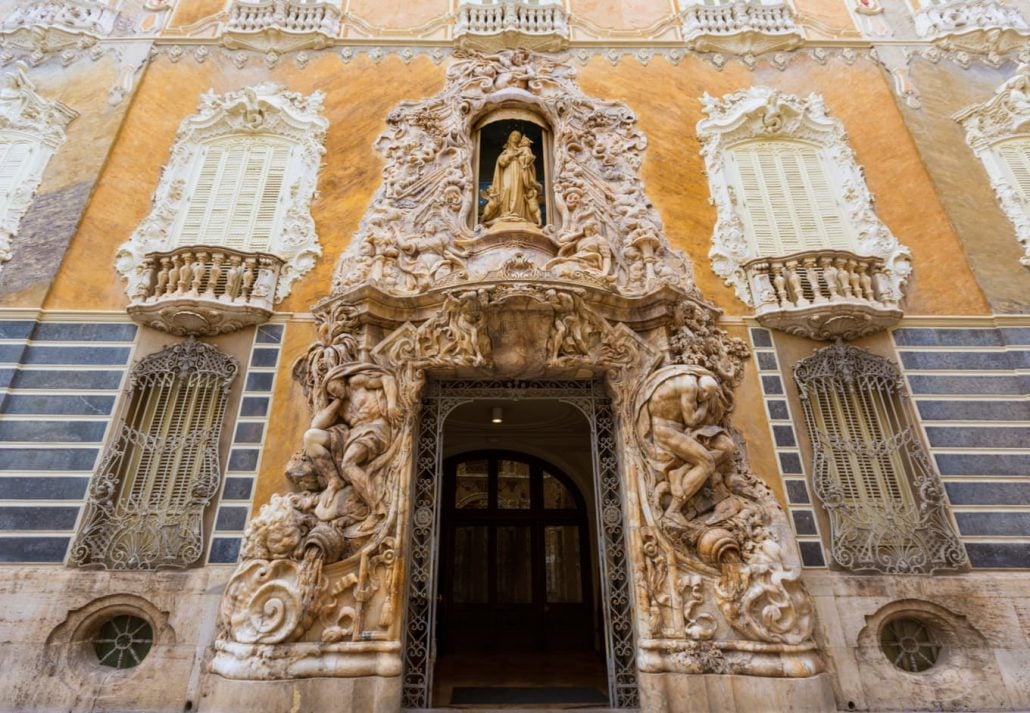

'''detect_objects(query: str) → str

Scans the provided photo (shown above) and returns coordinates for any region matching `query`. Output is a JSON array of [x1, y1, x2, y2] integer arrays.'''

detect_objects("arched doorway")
[[438, 450, 594, 654]]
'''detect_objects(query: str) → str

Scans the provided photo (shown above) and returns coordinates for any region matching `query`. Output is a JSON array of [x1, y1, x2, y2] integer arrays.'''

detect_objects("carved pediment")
[[332, 49, 697, 301]]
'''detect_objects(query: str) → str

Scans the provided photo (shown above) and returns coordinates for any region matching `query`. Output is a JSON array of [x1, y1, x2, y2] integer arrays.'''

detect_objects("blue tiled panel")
[[954, 512, 1030, 537], [0, 476, 89, 500], [0, 420, 108, 443], [965, 542, 1030, 568], [9, 370, 125, 390], [0, 321, 34, 339], [924, 426, 1030, 449], [899, 351, 1025, 372], [239, 397, 269, 417], [233, 423, 264, 444], [798, 541, 826, 567], [208, 537, 241, 564], [792, 510, 818, 536], [778, 452, 804, 475], [0, 394, 116, 416], [767, 400, 790, 421], [227, 449, 260, 472], [1000, 328, 1030, 346], [785, 480, 810, 504], [0, 506, 80, 530], [222, 477, 254, 501], [0, 448, 99, 471], [906, 375, 1026, 396], [0, 536, 68, 562], [772, 425, 797, 448], [935, 453, 1030, 477], [21, 346, 131, 365], [256, 324, 284, 344], [946, 482, 1030, 505], [756, 352, 778, 371], [917, 400, 1030, 422], [892, 328, 1003, 347], [760, 375, 784, 395], [245, 372, 274, 392], [250, 348, 279, 367], [215, 506, 249, 531], [0, 344, 24, 362], [31, 323, 137, 342], [749, 328, 772, 348]]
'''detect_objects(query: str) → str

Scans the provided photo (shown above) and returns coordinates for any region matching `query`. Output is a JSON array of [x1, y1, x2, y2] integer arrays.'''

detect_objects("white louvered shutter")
[[175, 138, 293, 252], [729, 141, 854, 257], [996, 137, 1030, 214]]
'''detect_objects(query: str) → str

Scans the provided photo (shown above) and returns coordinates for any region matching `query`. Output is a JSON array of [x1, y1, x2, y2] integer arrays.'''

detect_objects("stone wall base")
[[638, 671, 837, 713], [199, 673, 401, 713]]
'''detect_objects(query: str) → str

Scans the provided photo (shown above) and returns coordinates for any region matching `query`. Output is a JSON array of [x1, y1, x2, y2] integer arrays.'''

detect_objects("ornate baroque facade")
[[0, 1, 1028, 712]]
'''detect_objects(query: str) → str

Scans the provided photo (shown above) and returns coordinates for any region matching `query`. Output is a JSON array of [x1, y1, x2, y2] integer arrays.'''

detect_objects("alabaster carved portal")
[[210, 49, 825, 708]]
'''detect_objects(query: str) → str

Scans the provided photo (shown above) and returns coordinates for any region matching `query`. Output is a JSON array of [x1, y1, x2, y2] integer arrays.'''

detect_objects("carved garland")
[[116, 83, 328, 302], [696, 85, 911, 306], [954, 65, 1030, 267], [0, 64, 77, 267]]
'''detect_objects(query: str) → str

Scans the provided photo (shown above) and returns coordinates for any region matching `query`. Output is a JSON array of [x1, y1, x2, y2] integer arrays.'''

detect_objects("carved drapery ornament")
[[794, 343, 968, 574], [696, 86, 912, 308], [0, 64, 77, 267], [211, 50, 824, 697], [116, 83, 328, 303], [955, 65, 1030, 266]]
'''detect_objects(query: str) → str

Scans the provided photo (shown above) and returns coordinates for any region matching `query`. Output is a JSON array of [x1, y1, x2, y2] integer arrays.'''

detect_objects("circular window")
[[880, 617, 941, 672], [93, 614, 153, 669]]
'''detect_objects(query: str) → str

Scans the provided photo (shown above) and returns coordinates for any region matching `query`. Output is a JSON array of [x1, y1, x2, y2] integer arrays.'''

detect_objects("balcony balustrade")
[[914, 0, 1029, 54], [223, 0, 341, 50], [680, 1, 803, 54], [454, 1, 569, 51], [127, 246, 284, 336], [2, 0, 120, 44], [743, 250, 903, 340]]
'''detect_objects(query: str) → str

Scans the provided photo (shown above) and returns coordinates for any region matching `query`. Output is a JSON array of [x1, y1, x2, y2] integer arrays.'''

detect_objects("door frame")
[[400, 380, 639, 709]]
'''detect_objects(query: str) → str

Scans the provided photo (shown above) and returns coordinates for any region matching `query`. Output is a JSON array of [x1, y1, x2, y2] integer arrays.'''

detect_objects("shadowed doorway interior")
[[432, 399, 608, 707]]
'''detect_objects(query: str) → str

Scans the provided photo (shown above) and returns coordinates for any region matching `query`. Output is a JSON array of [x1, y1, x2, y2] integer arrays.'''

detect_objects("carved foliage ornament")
[[331, 48, 695, 299], [696, 85, 911, 306], [0, 64, 77, 266], [116, 83, 328, 302], [955, 65, 1030, 266]]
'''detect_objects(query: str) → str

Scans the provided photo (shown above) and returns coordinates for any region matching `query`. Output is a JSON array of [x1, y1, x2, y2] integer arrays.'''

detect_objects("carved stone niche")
[[206, 50, 832, 713]]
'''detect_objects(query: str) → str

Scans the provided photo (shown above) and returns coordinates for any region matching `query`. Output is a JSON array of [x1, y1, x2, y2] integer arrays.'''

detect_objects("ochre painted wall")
[[44, 52, 991, 318]]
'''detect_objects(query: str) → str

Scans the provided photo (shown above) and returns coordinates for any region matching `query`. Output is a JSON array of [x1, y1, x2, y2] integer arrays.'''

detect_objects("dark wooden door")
[[438, 451, 594, 654]]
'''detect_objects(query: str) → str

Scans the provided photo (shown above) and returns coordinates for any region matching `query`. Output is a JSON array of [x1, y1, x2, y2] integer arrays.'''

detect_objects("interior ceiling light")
[[491, 406, 503, 424]]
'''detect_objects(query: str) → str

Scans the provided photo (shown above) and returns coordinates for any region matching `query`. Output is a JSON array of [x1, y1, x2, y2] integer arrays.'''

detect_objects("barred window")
[[793, 343, 967, 574], [72, 339, 238, 570]]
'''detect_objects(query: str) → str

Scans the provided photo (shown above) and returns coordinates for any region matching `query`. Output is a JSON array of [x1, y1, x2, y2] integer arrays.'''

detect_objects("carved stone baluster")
[[189, 250, 208, 297], [175, 252, 192, 295], [857, 261, 874, 302], [154, 256, 171, 300], [821, 255, 840, 301], [771, 259, 788, 306], [206, 250, 225, 299], [241, 256, 257, 302], [133, 258, 156, 302], [804, 255, 825, 305], [224, 254, 244, 303], [786, 258, 807, 307], [847, 258, 863, 301], [835, 256, 853, 299]]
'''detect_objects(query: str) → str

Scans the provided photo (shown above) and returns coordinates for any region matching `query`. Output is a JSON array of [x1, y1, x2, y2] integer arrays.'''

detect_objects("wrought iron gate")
[[400, 380, 639, 708]]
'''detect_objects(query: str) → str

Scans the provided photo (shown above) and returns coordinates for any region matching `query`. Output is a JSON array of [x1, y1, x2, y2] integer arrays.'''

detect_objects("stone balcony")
[[454, 0, 569, 52], [743, 250, 903, 341], [1, 0, 122, 50], [127, 246, 284, 337], [680, 1, 803, 55], [914, 0, 1030, 54], [222, 0, 342, 51]]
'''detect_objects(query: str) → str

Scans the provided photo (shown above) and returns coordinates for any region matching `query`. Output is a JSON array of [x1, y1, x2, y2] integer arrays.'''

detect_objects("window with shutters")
[[0, 67, 77, 267], [117, 84, 328, 303], [793, 343, 967, 574], [697, 86, 911, 309], [727, 139, 855, 256], [955, 68, 1030, 267], [71, 339, 239, 570]]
